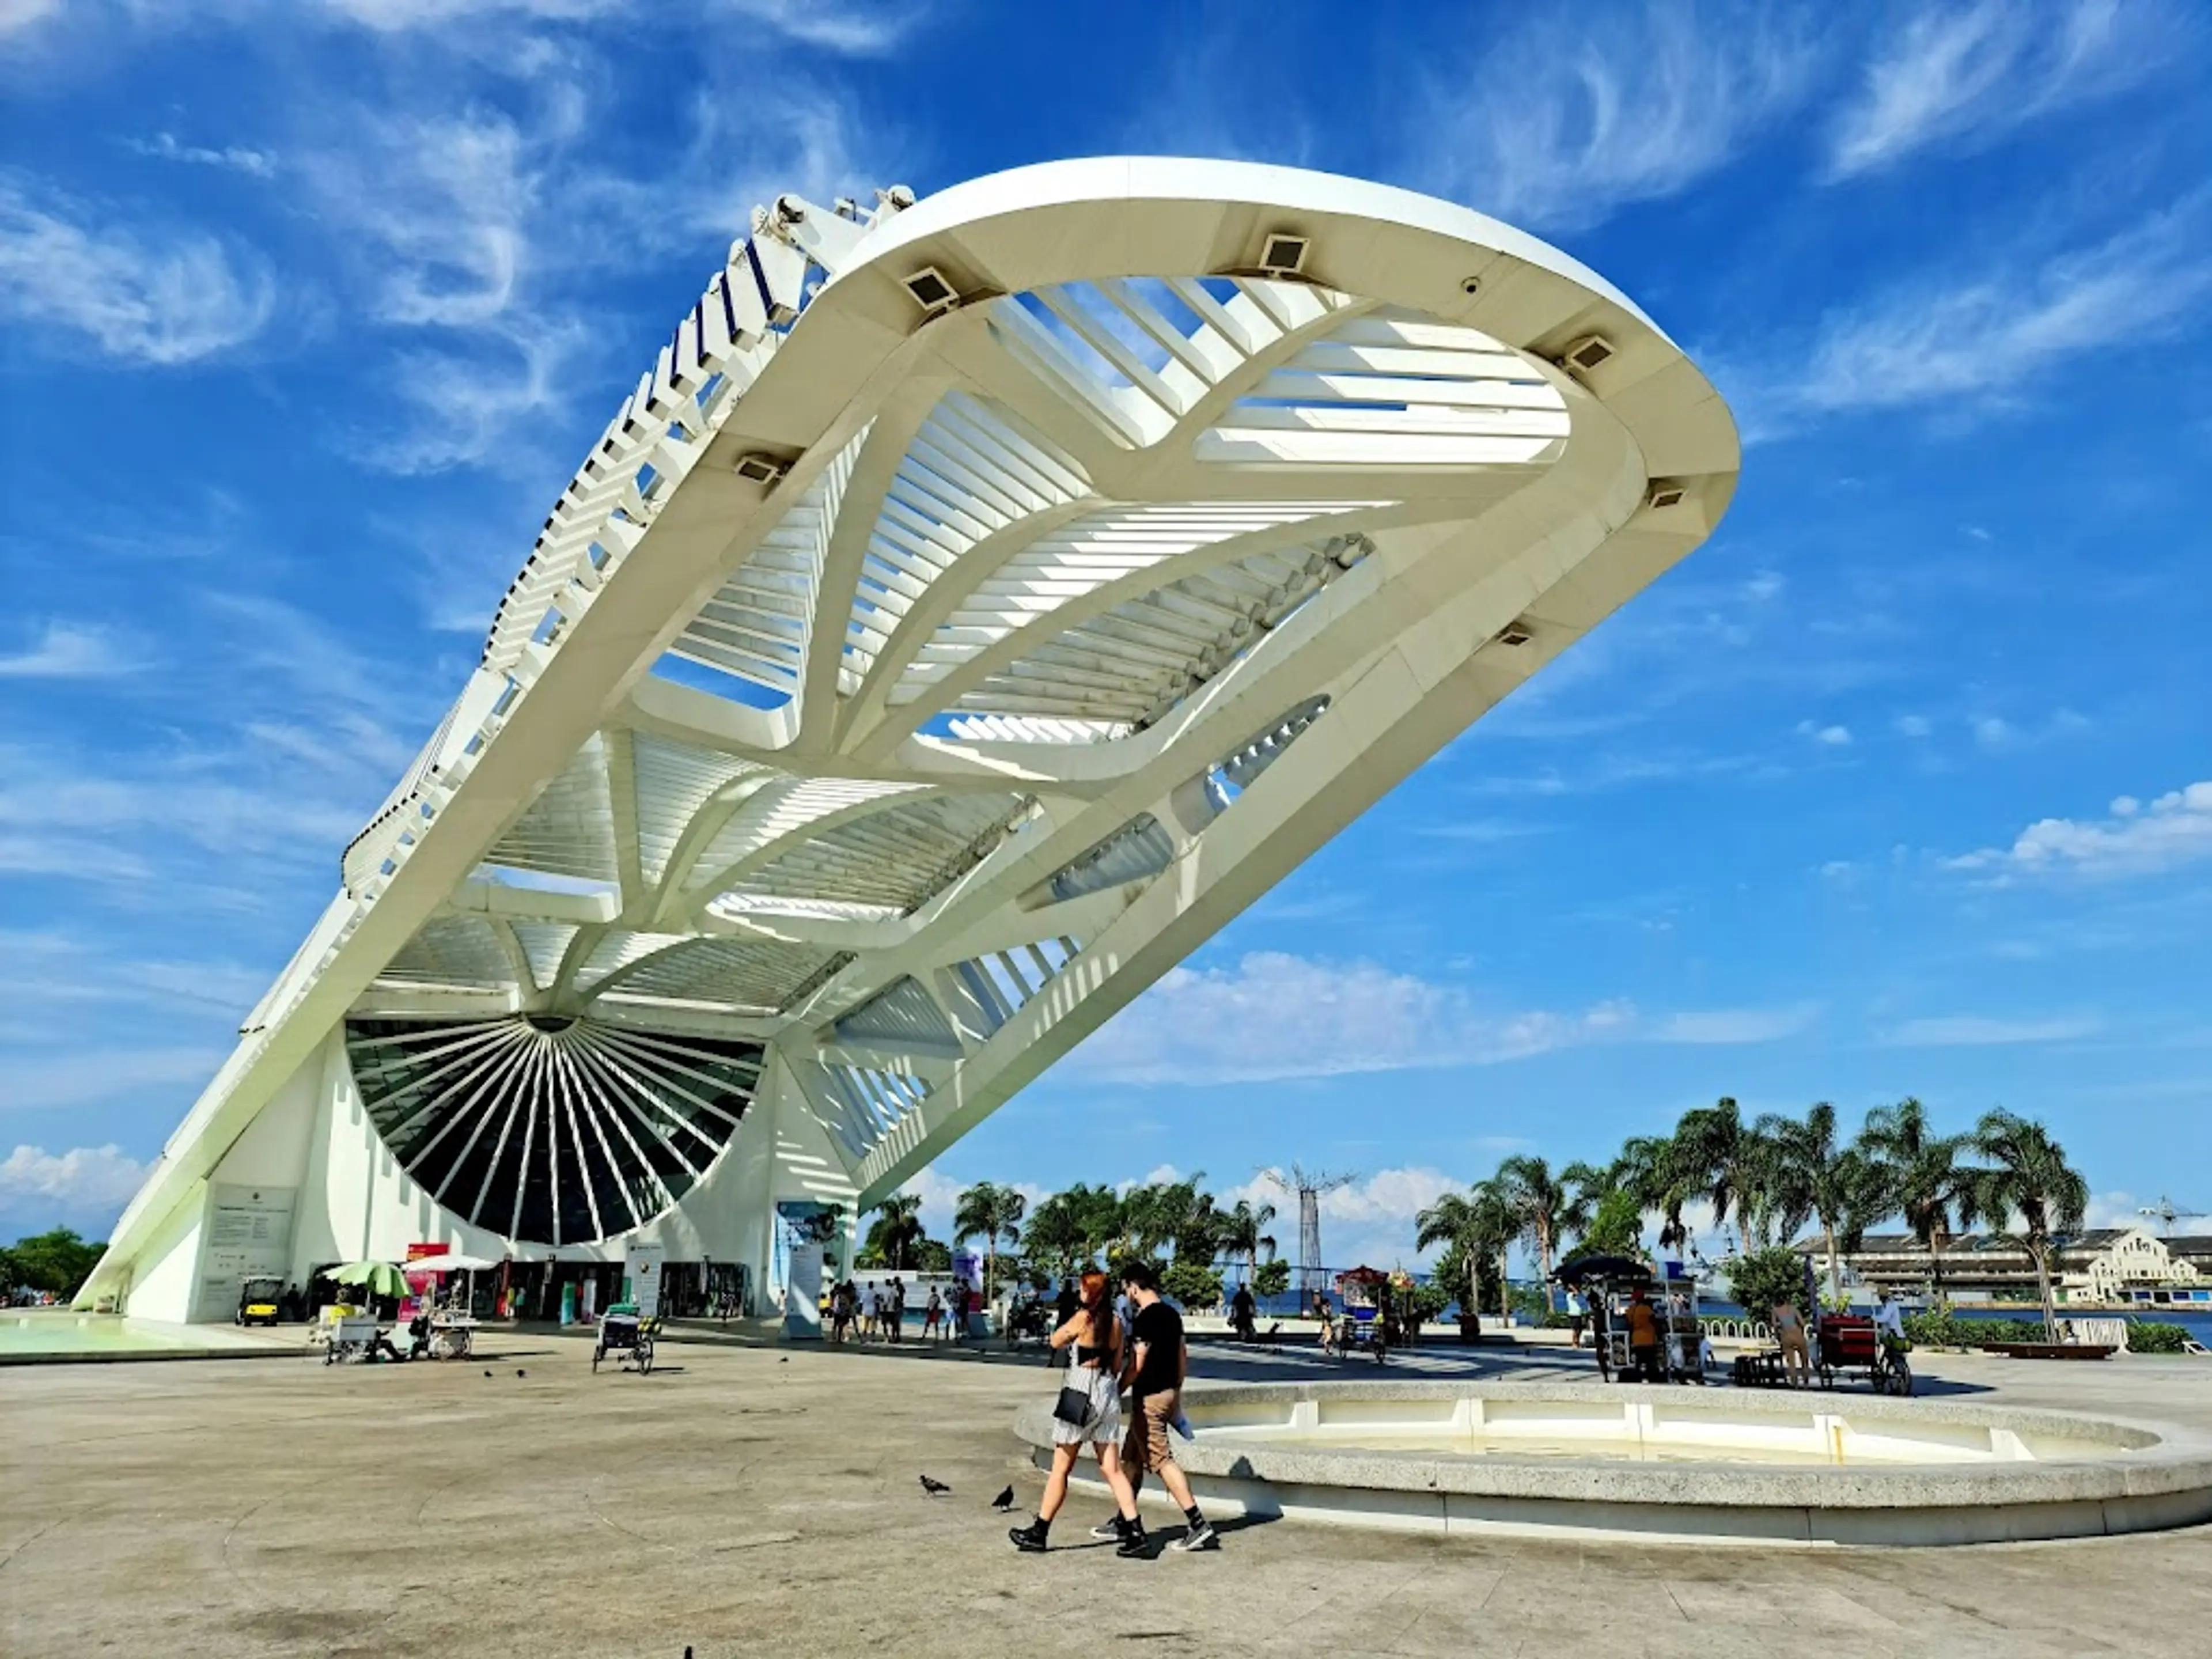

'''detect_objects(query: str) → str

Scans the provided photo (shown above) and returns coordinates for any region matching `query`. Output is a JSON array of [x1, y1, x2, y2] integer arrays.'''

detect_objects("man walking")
[[1101, 1262, 1218, 1552]]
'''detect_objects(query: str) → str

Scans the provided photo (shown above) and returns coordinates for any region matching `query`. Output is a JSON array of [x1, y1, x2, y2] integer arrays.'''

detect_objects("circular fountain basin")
[[1014, 1380, 2212, 1546]]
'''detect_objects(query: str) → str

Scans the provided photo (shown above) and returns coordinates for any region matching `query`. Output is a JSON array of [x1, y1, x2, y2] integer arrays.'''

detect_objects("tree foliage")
[[858, 1194, 929, 1270], [5, 1229, 105, 1298], [1161, 1259, 1224, 1311], [1726, 1245, 1811, 1321]]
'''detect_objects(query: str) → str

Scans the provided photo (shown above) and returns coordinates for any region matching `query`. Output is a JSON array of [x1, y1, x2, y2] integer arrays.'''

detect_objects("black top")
[[1074, 1313, 1118, 1370], [1130, 1299, 1184, 1396]]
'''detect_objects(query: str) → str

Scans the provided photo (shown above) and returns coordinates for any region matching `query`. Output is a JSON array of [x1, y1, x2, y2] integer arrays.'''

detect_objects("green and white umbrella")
[[331, 1261, 410, 1299]]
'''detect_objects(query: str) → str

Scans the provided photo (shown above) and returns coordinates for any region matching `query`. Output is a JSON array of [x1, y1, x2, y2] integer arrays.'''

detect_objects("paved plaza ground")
[[5, 1328, 2210, 1658]]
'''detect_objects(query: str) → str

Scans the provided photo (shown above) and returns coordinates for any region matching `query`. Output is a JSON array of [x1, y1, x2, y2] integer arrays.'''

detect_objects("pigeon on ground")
[[919, 1475, 951, 1497], [516, 1369, 526, 1378], [483, 1369, 492, 1377], [991, 1485, 1014, 1512], [779, 1357, 789, 1363]]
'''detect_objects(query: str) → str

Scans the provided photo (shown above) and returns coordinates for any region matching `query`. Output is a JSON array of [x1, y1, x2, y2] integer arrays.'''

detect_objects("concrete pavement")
[[4, 1328, 2209, 1657]]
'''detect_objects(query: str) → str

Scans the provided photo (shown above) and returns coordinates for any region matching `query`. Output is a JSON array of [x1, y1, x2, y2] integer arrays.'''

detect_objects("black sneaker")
[[1115, 1527, 1150, 1559], [1007, 1521, 1048, 1553], [1089, 1518, 1125, 1541], [1169, 1519, 1219, 1552]]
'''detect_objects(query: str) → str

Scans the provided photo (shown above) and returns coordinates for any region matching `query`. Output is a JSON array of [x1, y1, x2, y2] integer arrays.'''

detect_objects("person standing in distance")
[[1108, 1262, 1218, 1552]]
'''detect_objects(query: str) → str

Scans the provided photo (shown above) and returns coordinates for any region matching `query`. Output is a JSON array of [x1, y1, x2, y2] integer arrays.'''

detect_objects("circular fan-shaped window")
[[344, 1015, 760, 1245]]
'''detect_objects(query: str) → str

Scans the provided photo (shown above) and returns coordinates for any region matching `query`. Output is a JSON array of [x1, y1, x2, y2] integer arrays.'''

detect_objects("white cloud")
[[0, 1143, 149, 1214], [0, 622, 132, 680], [1069, 952, 1810, 1085], [1895, 714, 1933, 738], [1880, 1014, 2101, 1047], [1797, 721, 1853, 747], [1411, 2, 1812, 232], [1747, 194, 2212, 432], [1949, 781, 2212, 881], [126, 132, 276, 177], [1828, 0, 2169, 179], [0, 175, 272, 364]]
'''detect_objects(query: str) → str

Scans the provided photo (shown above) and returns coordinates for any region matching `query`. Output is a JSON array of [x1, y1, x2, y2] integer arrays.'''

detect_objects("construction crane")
[[1259, 1164, 1356, 1302], [2138, 1197, 2210, 1233]]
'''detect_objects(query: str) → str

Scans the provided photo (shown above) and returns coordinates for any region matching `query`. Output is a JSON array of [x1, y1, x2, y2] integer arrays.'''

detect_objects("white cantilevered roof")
[[86, 157, 1737, 1283]]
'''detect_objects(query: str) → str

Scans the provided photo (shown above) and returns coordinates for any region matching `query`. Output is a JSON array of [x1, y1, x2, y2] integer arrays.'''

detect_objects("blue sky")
[[3, 1, 2209, 1268]]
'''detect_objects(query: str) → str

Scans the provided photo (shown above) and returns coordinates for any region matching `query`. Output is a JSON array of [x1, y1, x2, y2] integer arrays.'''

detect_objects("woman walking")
[[1008, 1269, 1146, 1556]]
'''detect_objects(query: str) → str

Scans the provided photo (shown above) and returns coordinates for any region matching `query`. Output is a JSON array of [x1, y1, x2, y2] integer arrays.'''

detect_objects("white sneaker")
[[1169, 1519, 1219, 1552]]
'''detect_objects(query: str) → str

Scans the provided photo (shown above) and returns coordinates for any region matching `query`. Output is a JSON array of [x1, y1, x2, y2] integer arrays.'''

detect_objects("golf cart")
[[236, 1276, 283, 1327]]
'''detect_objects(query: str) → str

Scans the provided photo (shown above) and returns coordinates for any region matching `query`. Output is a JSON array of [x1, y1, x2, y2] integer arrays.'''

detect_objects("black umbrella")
[[1554, 1254, 1655, 1287]]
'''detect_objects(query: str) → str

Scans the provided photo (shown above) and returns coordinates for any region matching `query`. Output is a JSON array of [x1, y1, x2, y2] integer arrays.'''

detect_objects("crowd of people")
[[823, 1277, 984, 1344]]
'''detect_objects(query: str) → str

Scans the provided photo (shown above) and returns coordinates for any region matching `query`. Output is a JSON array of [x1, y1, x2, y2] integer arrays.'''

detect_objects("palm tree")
[[1611, 1134, 1691, 1248], [1758, 1103, 1891, 1304], [1416, 1181, 1516, 1320], [953, 1181, 1028, 1302], [1668, 1097, 1783, 1249], [1860, 1097, 1972, 1306], [864, 1193, 927, 1270], [1217, 1198, 1278, 1287], [1959, 1109, 2088, 1337], [1494, 1156, 1582, 1303]]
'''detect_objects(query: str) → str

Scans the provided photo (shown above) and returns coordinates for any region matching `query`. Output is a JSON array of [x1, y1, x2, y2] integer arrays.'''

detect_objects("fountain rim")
[[1012, 1377, 2212, 1513]]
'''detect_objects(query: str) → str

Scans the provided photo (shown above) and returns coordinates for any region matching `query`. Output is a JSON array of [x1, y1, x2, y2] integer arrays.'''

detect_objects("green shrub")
[[1251, 1258, 1291, 1300], [1161, 1260, 1224, 1311], [1725, 1247, 1813, 1323], [2124, 1320, 2190, 1354]]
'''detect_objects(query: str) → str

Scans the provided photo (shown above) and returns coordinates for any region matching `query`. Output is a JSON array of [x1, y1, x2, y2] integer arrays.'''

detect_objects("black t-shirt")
[[1130, 1298, 1184, 1396]]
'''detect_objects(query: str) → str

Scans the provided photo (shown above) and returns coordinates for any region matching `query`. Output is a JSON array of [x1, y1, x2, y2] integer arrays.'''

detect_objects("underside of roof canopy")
[[83, 158, 1737, 1312]]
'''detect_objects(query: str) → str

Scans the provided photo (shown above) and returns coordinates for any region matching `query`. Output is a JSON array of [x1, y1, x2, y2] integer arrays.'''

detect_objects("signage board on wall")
[[624, 1244, 667, 1317], [191, 1184, 297, 1323]]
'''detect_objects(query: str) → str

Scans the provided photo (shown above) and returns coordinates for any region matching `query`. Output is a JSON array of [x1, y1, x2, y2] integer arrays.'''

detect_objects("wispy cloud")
[[0, 622, 133, 680], [1949, 782, 2212, 881], [1732, 192, 2212, 438], [318, 0, 917, 55], [0, 1049, 226, 1113], [0, 173, 273, 363], [1409, 1, 1813, 231], [1828, 0, 2172, 179], [1070, 952, 1810, 1085], [1880, 1014, 2102, 1047], [126, 131, 276, 177], [0, 0, 60, 40]]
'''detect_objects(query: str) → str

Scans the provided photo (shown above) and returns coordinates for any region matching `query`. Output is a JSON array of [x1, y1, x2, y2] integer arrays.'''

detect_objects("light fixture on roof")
[[1256, 232, 1311, 276], [732, 452, 789, 485], [1559, 334, 1616, 374], [1645, 479, 1688, 510], [1494, 619, 1535, 647], [900, 266, 960, 314]]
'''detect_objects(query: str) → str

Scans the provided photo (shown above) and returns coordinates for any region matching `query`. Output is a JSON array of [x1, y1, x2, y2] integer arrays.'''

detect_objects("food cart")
[[1333, 1266, 1393, 1362], [1554, 1255, 1708, 1385]]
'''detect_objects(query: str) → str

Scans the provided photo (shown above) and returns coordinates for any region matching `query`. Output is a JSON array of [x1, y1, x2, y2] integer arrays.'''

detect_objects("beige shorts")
[[1123, 1388, 1180, 1473]]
